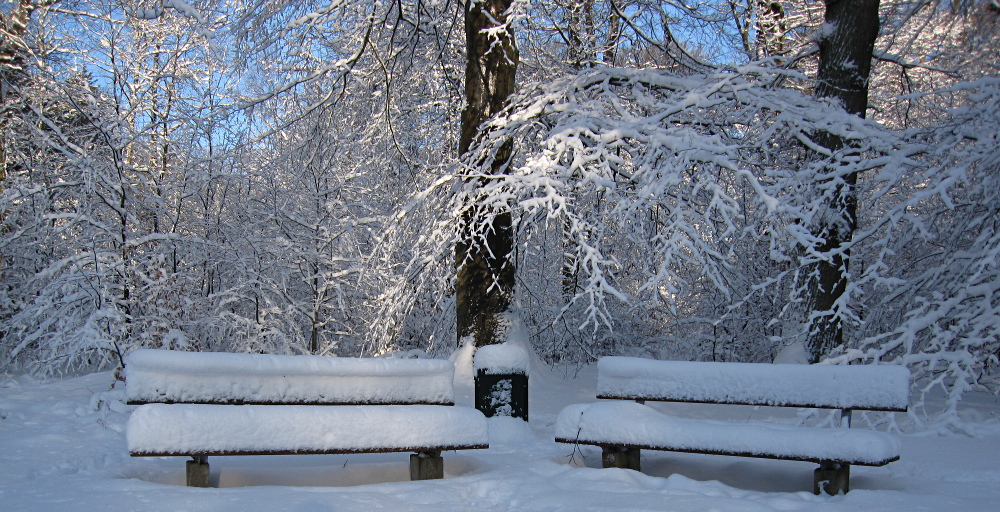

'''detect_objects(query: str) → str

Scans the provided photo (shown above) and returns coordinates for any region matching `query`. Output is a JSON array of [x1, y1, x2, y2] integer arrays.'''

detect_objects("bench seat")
[[128, 403, 489, 457], [555, 402, 900, 466]]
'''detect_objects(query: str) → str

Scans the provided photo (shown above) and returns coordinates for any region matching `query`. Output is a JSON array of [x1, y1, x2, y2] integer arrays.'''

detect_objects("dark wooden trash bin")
[[474, 369, 528, 421]]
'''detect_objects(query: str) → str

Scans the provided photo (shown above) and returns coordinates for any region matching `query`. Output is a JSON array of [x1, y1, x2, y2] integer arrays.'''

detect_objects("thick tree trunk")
[[815, 0, 880, 116], [804, 0, 879, 362], [456, 0, 518, 347]]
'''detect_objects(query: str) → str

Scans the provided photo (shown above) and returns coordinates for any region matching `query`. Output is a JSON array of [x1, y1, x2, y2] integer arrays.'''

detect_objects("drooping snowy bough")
[[556, 357, 910, 495], [125, 350, 488, 486]]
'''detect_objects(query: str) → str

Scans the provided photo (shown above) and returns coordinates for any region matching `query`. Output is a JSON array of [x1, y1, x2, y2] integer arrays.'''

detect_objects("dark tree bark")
[[805, 0, 880, 362], [455, 0, 519, 347], [815, 0, 880, 117]]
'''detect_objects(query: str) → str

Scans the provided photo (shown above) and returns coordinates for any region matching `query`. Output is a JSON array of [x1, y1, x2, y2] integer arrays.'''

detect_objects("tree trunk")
[[804, 0, 879, 362], [816, 0, 880, 117], [456, 0, 519, 347]]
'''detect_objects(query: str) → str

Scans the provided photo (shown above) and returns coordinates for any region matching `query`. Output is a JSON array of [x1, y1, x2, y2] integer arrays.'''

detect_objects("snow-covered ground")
[[2, 355, 1000, 512]]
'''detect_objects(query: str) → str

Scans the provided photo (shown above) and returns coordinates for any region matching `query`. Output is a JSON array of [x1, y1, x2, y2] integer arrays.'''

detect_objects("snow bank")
[[555, 402, 901, 466], [772, 342, 809, 364], [125, 350, 455, 405], [474, 343, 531, 375], [598, 357, 910, 411], [127, 404, 489, 455]]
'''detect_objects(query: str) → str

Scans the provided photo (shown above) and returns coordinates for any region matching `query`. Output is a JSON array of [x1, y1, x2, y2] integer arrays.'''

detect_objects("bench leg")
[[602, 446, 641, 471], [814, 461, 850, 495], [186, 456, 210, 487], [410, 451, 444, 480]]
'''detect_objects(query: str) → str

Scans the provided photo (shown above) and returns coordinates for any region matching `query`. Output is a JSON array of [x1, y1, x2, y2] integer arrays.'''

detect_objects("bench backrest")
[[596, 357, 910, 412], [125, 349, 456, 406]]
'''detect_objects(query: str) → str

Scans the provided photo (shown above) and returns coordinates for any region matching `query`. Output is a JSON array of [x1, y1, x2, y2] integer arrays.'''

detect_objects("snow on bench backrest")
[[597, 357, 910, 411], [125, 350, 456, 406]]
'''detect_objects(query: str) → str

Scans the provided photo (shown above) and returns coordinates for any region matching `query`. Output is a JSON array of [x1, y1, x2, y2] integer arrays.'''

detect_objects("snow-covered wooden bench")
[[555, 356, 910, 495], [124, 350, 489, 487]]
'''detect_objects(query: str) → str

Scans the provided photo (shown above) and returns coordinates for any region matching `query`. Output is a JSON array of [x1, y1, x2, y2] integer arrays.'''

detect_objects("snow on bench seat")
[[555, 402, 900, 466], [125, 349, 455, 406], [597, 357, 910, 411], [127, 403, 489, 456]]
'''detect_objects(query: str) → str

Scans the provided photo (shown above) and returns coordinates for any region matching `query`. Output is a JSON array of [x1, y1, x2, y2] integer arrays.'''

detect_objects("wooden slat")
[[554, 438, 898, 467], [125, 350, 458, 407], [131, 444, 489, 458], [126, 398, 454, 406], [596, 357, 911, 412], [595, 393, 908, 412]]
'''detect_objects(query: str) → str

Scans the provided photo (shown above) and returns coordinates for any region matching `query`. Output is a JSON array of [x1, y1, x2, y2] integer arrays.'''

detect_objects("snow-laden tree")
[[374, 54, 998, 424], [830, 76, 1000, 427], [870, 1, 1000, 129], [0, 69, 116, 372], [373, 64, 896, 358], [0, 0, 480, 371], [0, 0, 234, 373], [193, 0, 470, 356], [226, 103, 382, 356], [2, 0, 997, 429]]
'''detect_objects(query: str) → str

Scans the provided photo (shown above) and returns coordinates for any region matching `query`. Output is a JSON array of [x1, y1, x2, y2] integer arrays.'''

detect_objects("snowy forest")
[[1, 0, 998, 426]]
